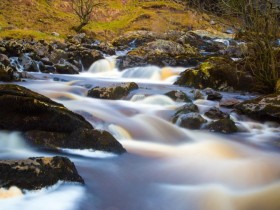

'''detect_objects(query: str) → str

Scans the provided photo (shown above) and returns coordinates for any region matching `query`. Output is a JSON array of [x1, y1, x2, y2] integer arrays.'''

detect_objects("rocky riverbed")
[[0, 30, 280, 210]]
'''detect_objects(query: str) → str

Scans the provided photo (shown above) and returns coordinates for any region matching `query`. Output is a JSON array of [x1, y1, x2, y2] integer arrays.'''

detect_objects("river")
[[0, 56, 280, 210]]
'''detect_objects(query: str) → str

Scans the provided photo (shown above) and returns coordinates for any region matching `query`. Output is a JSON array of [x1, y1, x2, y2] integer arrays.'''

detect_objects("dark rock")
[[18, 54, 40, 72], [25, 129, 126, 154], [0, 54, 10, 66], [175, 56, 255, 92], [172, 103, 199, 122], [0, 62, 14, 82], [118, 39, 201, 69], [235, 93, 280, 123], [164, 90, 192, 102], [204, 88, 223, 101], [88, 82, 139, 100], [204, 107, 229, 120], [5, 40, 23, 56], [87, 42, 115, 55], [0, 156, 84, 190], [206, 119, 238, 133], [177, 31, 222, 52], [176, 113, 207, 129], [0, 84, 126, 154], [68, 47, 103, 70], [54, 59, 79, 74]]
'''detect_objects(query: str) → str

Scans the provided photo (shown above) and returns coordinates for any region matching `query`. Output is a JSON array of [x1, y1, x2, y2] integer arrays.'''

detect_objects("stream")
[[1, 54, 280, 210]]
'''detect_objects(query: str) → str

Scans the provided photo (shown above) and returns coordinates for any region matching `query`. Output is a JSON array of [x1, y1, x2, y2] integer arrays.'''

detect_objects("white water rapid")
[[0, 56, 280, 210]]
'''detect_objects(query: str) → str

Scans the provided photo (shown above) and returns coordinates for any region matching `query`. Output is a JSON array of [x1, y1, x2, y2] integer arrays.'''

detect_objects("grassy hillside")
[[0, 0, 226, 41]]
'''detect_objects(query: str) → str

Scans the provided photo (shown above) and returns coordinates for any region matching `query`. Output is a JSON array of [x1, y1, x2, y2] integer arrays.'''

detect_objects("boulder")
[[206, 119, 238, 133], [0, 156, 84, 190], [0, 84, 126, 154], [88, 82, 139, 100], [174, 56, 255, 92], [118, 39, 201, 69], [235, 93, 280, 123], [112, 30, 159, 48], [0, 62, 14, 82], [54, 59, 79, 74], [164, 90, 192, 102]]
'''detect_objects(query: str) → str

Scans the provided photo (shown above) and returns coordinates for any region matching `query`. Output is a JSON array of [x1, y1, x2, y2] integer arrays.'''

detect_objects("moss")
[[200, 62, 212, 77]]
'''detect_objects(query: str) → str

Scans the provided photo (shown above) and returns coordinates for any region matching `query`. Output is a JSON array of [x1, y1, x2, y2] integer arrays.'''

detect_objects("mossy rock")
[[174, 56, 255, 92], [118, 39, 201, 69], [87, 82, 139, 100], [0, 156, 84, 190], [0, 84, 126, 154], [235, 93, 280, 123]]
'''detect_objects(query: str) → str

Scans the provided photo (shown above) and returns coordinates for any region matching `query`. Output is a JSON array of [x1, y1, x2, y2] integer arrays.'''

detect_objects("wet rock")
[[0, 62, 14, 82], [176, 113, 207, 129], [235, 93, 280, 123], [206, 119, 238, 133], [18, 54, 40, 72], [68, 48, 103, 70], [220, 98, 240, 108], [0, 84, 126, 154], [88, 82, 139, 100], [204, 107, 229, 120], [175, 56, 255, 92], [204, 88, 222, 101], [26, 129, 126, 154], [193, 89, 205, 100], [164, 90, 192, 102], [172, 103, 199, 122], [0, 156, 84, 190], [54, 59, 79, 74], [112, 30, 158, 48], [118, 40, 200, 69]]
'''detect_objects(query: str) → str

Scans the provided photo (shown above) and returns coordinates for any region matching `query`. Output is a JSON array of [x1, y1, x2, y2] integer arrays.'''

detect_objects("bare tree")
[[71, 0, 100, 32]]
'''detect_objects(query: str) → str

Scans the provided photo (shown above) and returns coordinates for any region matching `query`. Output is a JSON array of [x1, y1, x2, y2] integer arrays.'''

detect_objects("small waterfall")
[[121, 66, 161, 80], [88, 57, 116, 73]]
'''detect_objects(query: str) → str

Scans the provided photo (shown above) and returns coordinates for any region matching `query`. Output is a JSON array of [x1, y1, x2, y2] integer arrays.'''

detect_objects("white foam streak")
[[0, 183, 85, 210]]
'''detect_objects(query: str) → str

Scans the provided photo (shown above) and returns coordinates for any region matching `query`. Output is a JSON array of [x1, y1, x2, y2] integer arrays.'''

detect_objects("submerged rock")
[[235, 93, 280, 123], [0, 156, 84, 190], [118, 40, 201, 69], [174, 56, 255, 92], [204, 107, 229, 120], [88, 82, 139, 100], [206, 119, 238, 133], [176, 113, 207, 129], [0, 84, 126, 154]]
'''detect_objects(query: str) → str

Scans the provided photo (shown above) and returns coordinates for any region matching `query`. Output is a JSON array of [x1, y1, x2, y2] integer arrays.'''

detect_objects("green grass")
[[0, 0, 227, 41]]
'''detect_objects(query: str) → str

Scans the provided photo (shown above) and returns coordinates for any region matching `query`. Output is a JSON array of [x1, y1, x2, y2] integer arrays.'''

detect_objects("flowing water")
[[1, 56, 280, 210]]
